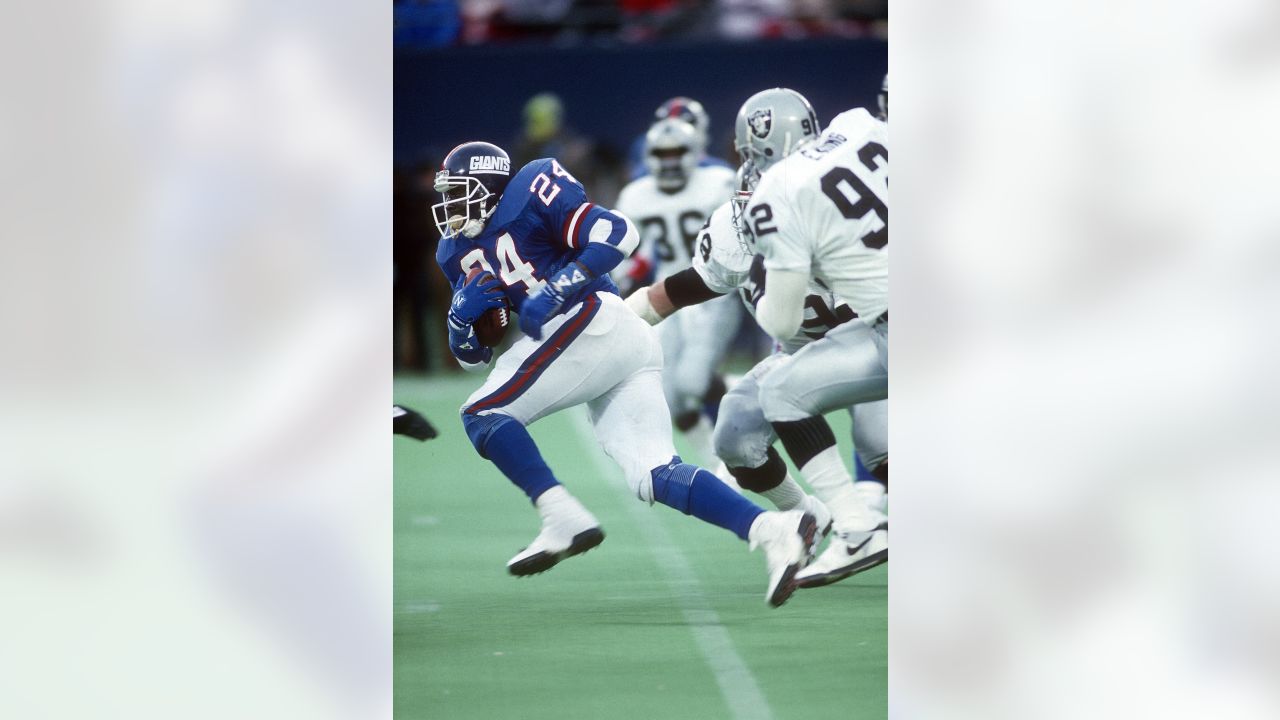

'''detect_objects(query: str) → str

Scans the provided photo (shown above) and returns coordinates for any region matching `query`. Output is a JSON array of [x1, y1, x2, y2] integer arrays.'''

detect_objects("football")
[[466, 266, 510, 347]]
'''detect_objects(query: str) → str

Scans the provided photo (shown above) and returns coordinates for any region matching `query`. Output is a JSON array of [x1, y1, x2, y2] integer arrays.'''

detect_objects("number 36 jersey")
[[616, 164, 735, 280], [693, 201, 855, 355], [746, 108, 888, 322]]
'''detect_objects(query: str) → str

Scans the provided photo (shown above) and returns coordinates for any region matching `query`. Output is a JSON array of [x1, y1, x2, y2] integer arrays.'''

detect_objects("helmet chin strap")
[[460, 197, 498, 238]]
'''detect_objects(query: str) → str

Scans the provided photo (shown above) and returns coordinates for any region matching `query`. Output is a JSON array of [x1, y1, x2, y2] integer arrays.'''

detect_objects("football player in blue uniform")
[[432, 141, 817, 607]]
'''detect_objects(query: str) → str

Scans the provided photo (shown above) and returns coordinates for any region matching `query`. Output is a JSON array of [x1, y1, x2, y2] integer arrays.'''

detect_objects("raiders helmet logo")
[[748, 109, 772, 139]]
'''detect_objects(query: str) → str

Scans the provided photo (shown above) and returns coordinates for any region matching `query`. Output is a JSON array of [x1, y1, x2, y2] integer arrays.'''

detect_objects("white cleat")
[[795, 521, 888, 588], [797, 494, 833, 550], [749, 510, 819, 608], [507, 486, 604, 576]]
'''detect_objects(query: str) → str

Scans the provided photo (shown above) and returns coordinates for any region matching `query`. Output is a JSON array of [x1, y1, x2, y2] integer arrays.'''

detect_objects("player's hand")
[[520, 262, 593, 340], [449, 272, 505, 328], [518, 284, 564, 340]]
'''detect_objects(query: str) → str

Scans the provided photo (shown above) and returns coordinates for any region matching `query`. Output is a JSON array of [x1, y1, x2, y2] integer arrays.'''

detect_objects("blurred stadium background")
[[394, 3, 887, 718]]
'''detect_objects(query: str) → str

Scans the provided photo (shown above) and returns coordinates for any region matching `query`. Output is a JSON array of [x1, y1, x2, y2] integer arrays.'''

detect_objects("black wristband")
[[664, 267, 723, 308]]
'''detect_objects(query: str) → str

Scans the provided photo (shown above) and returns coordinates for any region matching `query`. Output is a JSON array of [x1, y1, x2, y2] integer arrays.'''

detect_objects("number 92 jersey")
[[616, 164, 735, 281], [693, 201, 855, 355], [435, 158, 619, 316], [745, 108, 888, 321]]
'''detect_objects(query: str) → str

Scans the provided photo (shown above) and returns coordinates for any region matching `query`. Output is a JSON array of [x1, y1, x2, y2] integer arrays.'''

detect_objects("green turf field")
[[395, 373, 886, 720]]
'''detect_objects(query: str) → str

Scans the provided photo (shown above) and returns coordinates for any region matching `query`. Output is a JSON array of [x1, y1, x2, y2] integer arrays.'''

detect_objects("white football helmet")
[[654, 96, 711, 150], [733, 88, 821, 176], [644, 118, 703, 193]]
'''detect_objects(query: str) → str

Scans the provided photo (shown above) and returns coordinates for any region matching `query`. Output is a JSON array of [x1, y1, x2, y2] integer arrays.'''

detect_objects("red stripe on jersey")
[[564, 202, 594, 249]]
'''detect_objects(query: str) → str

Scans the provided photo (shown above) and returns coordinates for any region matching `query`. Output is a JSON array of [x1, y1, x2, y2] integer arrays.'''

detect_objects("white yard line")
[[569, 408, 775, 720]]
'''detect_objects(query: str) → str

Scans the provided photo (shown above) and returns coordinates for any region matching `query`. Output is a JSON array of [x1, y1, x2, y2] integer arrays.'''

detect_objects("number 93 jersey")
[[693, 201, 856, 354], [435, 158, 620, 316], [745, 108, 888, 321], [616, 164, 735, 280]]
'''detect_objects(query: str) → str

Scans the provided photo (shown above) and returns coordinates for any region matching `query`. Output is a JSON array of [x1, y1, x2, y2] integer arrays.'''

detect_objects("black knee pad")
[[728, 447, 787, 493], [771, 416, 837, 470]]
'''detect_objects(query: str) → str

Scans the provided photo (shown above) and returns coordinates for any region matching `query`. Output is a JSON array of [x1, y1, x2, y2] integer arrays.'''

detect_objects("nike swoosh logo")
[[845, 523, 888, 555], [846, 535, 874, 556]]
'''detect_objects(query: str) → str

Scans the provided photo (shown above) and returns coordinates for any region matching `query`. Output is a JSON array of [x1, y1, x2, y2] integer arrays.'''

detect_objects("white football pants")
[[463, 292, 678, 502]]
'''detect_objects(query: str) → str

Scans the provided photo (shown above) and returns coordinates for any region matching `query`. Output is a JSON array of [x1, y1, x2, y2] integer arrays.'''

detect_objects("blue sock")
[[650, 457, 764, 541], [854, 451, 875, 482], [462, 412, 559, 502]]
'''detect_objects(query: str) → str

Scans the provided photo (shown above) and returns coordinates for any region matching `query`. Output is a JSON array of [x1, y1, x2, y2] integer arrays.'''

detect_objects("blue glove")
[[519, 262, 592, 340], [448, 271, 506, 330]]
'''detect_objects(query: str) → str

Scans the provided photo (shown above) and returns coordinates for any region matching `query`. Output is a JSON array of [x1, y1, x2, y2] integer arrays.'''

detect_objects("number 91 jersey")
[[616, 164, 735, 280], [746, 108, 888, 321], [435, 158, 619, 317]]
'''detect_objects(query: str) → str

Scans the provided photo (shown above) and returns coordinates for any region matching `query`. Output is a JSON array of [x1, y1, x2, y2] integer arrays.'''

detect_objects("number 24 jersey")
[[435, 158, 619, 318]]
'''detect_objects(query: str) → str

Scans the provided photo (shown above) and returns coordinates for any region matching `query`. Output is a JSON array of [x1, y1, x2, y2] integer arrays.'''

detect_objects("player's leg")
[[668, 295, 739, 466], [654, 312, 717, 466], [460, 294, 620, 575], [586, 297, 816, 606], [712, 354, 831, 534], [851, 398, 889, 514], [759, 319, 889, 586]]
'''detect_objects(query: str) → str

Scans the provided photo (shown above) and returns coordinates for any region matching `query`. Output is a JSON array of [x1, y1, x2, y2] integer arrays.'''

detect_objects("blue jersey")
[[436, 158, 619, 318]]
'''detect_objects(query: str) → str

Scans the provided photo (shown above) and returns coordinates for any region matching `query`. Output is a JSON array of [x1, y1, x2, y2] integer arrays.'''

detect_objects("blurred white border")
[[1, 2, 390, 718], [893, 1, 1280, 718]]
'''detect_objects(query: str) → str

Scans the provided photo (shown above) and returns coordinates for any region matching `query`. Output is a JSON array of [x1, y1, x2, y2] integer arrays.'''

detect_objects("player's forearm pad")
[[664, 267, 723, 308]]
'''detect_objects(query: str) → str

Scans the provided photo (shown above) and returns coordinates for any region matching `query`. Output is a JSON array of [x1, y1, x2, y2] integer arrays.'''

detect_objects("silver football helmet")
[[730, 163, 760, 244], [734, 88, 820, 176], [644, 118, 704, 192]]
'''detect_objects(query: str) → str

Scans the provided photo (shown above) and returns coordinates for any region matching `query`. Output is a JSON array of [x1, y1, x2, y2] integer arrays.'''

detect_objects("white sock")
[[534, 485, 592, 523], [799, 446, 876, 534], [854, 480, 888, 514], [746, 512, 771, 548], [760, 473, 806, 510]]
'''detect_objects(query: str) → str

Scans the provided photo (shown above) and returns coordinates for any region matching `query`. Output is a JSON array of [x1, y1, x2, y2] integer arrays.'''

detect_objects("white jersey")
[[693, 201, 855, 354], [746, 108, 888, 322], [616, 164, 735, 280]]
